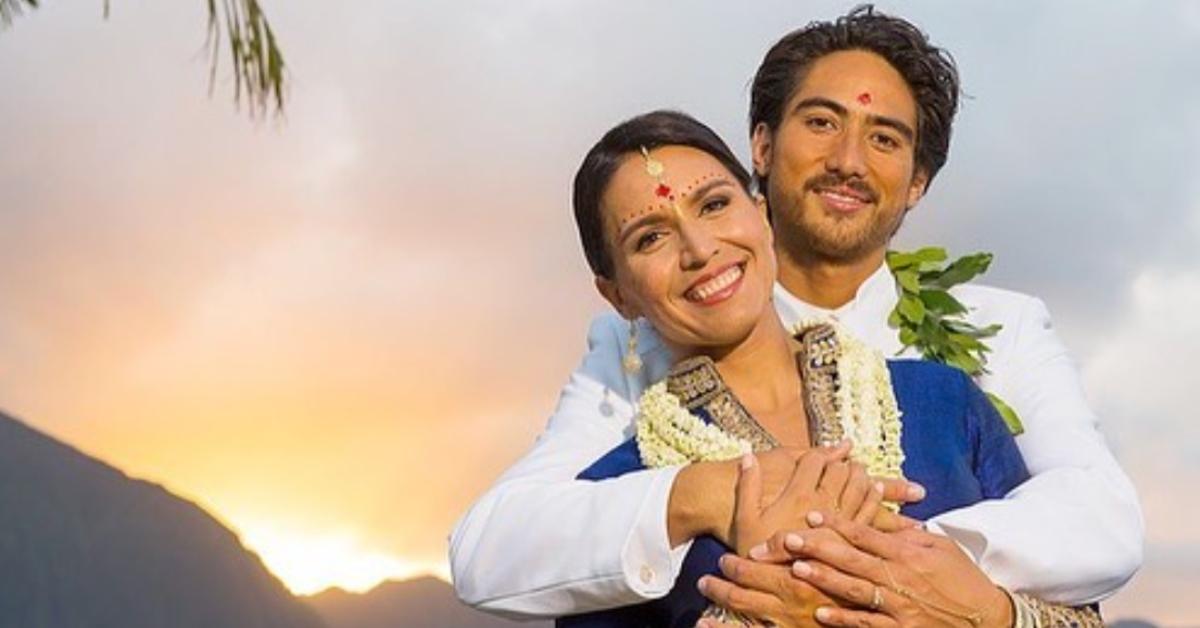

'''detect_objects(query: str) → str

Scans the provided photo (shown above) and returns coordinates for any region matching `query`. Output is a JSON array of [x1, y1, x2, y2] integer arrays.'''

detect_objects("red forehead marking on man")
[[857, 92, 872, 105]]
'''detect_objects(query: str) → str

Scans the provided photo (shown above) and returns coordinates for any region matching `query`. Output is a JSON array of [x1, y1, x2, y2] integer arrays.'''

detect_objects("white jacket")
[[449, 263, 1143, 617]]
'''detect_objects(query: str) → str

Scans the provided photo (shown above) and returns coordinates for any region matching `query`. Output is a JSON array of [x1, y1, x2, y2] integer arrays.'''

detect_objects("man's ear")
[[595, 275, 637, 320], [906, 168, 929, 209], [750, 122, 774, 180]]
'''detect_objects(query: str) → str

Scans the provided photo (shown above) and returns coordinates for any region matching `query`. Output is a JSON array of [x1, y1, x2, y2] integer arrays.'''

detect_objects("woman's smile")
[[684, 262, 746, 305]]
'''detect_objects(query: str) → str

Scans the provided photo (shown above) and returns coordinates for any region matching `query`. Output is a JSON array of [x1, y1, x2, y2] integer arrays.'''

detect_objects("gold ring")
[[869, 585, 884, 611]]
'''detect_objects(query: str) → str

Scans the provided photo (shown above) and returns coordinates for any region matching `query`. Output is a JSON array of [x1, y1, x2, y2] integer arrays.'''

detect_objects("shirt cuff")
[[621, 464, 694, 598]]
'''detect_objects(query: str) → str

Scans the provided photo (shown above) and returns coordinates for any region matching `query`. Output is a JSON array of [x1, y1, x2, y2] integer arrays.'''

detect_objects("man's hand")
[[696, 554, 836, 628]]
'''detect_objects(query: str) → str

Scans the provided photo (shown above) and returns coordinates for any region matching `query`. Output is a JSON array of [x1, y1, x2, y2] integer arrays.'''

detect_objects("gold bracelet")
[[882, 559, 984, 627]]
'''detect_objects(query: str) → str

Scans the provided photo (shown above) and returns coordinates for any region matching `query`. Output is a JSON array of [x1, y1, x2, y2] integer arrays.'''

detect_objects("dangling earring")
[[622, 319, 643, 374]]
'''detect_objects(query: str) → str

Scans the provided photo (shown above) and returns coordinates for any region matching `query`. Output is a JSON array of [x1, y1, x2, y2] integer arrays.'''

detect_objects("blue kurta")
[[558, 359, 1030, 628]]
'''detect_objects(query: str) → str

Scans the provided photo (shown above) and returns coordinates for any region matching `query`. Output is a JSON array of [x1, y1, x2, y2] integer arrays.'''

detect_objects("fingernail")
[[740, 453, 755, 470], [719, 554, 731, 571], [784, 532, 803, 551], [907, 483, 926, 501], [697, 575, 710, 594], [873, 481, 885, 494], [749, 543, 768, 560], [815, 607, 832, 622], [807, 510, 825, 526], [792, 560, 813, 578]]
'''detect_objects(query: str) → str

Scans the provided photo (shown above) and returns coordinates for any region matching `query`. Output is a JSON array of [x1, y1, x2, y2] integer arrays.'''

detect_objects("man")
[[450, 5, 1141, 620]]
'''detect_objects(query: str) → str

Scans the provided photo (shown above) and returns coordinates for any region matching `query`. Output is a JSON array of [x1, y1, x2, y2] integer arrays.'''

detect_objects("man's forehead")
[[791, 50, 917, 122]]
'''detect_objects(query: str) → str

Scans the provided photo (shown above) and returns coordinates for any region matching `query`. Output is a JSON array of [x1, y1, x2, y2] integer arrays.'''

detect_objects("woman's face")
[[597, 145, 777, 355]]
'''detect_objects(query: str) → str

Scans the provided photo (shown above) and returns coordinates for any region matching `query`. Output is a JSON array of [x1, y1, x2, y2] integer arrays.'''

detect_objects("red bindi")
[[655, 183, 672, 197], [857, 92, 872, 105]]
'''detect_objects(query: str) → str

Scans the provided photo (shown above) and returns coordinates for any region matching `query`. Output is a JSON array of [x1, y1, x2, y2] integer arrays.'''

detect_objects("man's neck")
[[775, 246, 886, 310]]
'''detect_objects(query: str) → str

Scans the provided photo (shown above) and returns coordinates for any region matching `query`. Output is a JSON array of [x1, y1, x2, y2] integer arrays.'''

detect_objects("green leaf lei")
[[885, 247, 1024, 435]]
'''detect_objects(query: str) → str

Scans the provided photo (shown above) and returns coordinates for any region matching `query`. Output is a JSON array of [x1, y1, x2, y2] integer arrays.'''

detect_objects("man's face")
[[752, 49, 928, 263]]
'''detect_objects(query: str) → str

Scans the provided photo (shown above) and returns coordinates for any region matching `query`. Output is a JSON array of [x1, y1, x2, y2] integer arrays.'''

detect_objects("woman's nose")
[[678, 221, 718, 269]]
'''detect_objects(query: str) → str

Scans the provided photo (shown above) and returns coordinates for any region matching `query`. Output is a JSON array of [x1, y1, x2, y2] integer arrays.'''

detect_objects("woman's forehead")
[[606, 147, 729, 214]]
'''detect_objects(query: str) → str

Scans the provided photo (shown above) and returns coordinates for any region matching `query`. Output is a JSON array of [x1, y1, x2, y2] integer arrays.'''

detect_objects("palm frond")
[[0, 0, 39, 26], [207, 0, 287, 117], [1, 0, 288, 117]]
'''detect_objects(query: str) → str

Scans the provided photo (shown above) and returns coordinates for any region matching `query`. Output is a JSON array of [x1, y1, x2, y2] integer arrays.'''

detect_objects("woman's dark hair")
[[573, 110, 752, 279], [750, 4, 959, 190]]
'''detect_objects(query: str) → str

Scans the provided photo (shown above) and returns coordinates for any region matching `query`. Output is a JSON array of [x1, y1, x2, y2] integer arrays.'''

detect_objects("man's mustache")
[[803, 173, 879, 203]]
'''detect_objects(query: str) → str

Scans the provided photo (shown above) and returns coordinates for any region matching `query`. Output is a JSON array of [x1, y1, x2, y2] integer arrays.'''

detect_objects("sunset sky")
[[1, 1, 1198, 624]]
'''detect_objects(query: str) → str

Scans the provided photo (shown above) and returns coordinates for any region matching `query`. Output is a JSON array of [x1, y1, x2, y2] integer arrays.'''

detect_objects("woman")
[[559, 110, 1099, 627]]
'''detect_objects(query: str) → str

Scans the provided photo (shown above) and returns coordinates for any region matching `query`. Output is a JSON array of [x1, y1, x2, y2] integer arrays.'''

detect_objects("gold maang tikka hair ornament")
[[639, 146, 683, 218]]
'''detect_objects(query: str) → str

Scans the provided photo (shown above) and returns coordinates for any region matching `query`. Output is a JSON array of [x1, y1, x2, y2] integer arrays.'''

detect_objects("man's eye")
[[635, 231, 664, 251], [806, 116, 836, 131], [872, 133, 901, 150]]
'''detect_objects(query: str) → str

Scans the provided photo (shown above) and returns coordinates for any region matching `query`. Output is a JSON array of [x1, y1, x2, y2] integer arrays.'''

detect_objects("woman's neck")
[[706, 308, 802, 426]]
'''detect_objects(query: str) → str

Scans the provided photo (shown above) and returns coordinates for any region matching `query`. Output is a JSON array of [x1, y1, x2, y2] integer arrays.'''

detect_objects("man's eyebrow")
[[866, 113, 915, 143], [793, 96, 916, 142], [793, 96, 848, 117]]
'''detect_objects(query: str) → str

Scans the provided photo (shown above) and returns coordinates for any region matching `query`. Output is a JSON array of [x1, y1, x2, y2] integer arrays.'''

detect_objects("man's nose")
[[825, 131, 868, 178]]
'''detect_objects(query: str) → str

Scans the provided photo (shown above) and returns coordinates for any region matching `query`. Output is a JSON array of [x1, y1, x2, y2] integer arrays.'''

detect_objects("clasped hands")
[[692, 445, 1013, 628]]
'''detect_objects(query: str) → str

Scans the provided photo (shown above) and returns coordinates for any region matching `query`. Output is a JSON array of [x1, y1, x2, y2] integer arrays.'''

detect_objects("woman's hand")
[[783, 511, 1013, 628], [670, 446, 812, 547], [730, 443, 854, 555], [731, 442, 920, 555]]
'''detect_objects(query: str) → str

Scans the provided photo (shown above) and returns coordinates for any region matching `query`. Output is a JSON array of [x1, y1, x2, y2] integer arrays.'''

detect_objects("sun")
[[233, 518, 448, 596]]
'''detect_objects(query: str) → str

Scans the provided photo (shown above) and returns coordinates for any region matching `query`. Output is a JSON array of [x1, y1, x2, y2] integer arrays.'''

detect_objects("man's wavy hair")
[[750, 4, 960, 191]]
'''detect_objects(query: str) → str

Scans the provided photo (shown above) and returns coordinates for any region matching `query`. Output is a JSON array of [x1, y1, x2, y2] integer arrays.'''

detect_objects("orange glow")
[[233, 517, 449, 595]]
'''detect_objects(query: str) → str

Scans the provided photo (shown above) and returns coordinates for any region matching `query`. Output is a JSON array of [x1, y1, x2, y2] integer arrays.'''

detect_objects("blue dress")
[[558, 327, 1030, 628]]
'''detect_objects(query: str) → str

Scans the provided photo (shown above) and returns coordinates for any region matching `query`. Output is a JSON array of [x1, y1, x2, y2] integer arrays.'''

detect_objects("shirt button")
[[639, 565, 655, 585]]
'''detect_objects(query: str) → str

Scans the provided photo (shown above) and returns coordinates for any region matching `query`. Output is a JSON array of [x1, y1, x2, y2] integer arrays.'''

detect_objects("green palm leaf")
[[1, 0, 287, 117]]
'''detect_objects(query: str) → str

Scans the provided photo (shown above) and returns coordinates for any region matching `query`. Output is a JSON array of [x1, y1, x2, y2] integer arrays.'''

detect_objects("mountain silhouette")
[[305, 576, 551, 628], [0, 409, 326, 628]]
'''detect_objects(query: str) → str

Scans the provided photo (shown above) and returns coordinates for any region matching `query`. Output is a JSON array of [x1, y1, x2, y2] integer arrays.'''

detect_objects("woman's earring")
[[622, 319, 643, 374]]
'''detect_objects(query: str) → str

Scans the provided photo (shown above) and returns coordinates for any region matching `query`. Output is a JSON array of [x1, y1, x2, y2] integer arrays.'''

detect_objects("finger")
[[819, 461, 851, 511], [871, 510, 920, 533], [894, 525, 944, 548], [792, 559, 894, 614], [875, 478, 925, 504], [718, 553, 796, 597], [784, 524, 889, 582], [852, 481, 883, 526], [837, 462, 870, 516], [749, 529, 805, 563], [735, 453, 764, 539], [814, 605, 900, 628], [781, 445, 836, 504], [810, 511, 904, 564], [698, 574, 782, 620], [826, 439, 853, 460]]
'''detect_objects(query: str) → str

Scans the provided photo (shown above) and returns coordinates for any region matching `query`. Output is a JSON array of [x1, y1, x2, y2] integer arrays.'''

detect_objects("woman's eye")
[[700, 196, 730, 215], [635, 231, 664, 251]]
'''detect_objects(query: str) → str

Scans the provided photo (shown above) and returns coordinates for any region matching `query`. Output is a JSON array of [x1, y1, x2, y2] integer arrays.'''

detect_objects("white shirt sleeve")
[[924, 295, 1144, 604], [448, 314, 693, 618]]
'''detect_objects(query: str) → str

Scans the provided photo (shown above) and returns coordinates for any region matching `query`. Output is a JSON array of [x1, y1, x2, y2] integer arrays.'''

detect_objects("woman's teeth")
[[687, 265, 743, 301]]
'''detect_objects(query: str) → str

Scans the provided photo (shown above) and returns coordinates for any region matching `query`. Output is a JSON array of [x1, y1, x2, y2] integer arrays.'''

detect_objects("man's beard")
[[774, 173, 901, 263]]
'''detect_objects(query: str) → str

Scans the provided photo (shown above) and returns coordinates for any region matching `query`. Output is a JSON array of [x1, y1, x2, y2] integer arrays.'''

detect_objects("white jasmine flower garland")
[[634, 322, 905, 488]]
